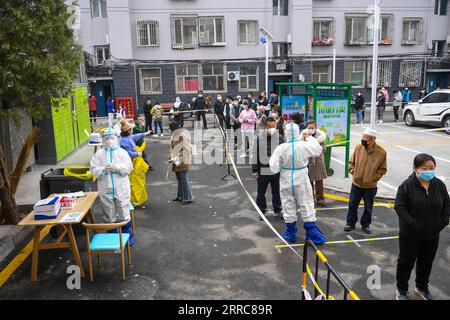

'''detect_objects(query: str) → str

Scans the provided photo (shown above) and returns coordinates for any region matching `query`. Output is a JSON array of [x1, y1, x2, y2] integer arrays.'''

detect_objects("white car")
[[403, 89, 450, 134]]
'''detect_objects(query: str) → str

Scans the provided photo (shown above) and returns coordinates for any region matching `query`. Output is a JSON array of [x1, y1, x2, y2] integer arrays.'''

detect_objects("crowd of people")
[[87, 87, 448, 300]]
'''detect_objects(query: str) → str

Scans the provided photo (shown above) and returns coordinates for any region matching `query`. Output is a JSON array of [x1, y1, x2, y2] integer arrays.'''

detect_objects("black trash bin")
[[39, 168, 98, 237]]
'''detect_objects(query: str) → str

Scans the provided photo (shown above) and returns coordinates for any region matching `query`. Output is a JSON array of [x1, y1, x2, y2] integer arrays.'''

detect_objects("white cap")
[[363, 127, 377, 138]]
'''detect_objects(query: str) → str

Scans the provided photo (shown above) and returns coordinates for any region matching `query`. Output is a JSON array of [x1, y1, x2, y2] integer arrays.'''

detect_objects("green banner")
[[316, 99, 349, 146]]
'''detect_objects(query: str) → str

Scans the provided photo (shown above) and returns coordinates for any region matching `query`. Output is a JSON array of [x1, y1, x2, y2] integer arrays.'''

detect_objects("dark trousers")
[[174, 115, 184, 128], [396, 234, 439, 292], [176, 171, 193, 201], [393, 106, 400, 120], [89, 110, 97, 123], [216, 114, 225, 129], [196, 111, 208, 128], [256, 173, 282, 215], [154, 121, 163, 134], [145, 114, 152, 132], [346, 184, 377, 228]]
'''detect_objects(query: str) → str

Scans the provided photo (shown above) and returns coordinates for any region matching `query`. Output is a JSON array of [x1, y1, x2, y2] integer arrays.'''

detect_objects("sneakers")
[[274, 211, 284, 220], [396, 289, 409, 300], [344, 225, 355, 232], [379, 120, 383, 124], [362, 226, 372, 234], [415, 287, 434, 300]]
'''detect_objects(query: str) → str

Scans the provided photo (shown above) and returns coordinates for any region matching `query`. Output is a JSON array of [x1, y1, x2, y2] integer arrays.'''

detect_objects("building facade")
[[76, 0, 450, 115]]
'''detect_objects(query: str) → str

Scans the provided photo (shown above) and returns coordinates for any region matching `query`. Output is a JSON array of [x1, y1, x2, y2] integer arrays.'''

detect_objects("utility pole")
[[370, 0, 381, 129]]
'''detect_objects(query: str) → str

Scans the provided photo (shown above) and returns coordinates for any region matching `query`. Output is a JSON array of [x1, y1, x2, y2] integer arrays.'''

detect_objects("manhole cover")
[[96, 275, 158, 300]]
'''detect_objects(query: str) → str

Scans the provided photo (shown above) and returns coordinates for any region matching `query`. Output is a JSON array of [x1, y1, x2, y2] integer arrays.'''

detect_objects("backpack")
[[153, 106, 163, 121]]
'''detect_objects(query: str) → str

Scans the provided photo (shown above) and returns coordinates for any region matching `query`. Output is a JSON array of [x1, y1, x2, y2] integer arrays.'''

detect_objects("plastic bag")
[[63, 167, 94, 181], [129, 153, 149, 206]]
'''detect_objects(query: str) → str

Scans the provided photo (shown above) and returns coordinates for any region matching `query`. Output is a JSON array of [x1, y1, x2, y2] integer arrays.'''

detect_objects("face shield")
[[103, 134, 118, 150]]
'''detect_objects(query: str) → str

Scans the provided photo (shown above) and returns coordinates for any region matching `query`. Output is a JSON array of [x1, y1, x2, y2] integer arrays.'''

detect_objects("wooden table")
[[18, 192, 98, 281]]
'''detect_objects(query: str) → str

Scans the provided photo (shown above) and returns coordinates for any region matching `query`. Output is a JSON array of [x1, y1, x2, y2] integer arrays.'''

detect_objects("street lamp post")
[[259, 26, 274, 97], [370, 0, 381, 129]]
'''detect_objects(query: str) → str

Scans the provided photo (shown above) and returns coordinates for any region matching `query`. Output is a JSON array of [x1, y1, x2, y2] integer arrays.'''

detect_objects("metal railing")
[[302, 240, 360, 300]]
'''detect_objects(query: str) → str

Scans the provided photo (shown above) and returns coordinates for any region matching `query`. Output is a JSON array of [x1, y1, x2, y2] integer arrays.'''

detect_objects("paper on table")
[[59, 212, 84, 223], [54, 191, 86, 198]]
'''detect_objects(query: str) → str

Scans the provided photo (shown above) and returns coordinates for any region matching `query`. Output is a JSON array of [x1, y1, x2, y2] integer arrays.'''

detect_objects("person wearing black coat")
[[214, 95, 226, 129], [252, 117, 284, 220], [223, 96, 234, 130], [354, 92, 365, 124], [376, 90, 386, 124], [194, 90, 208, 129], [394, 153, 450, 300], [143, 97, 153, 133]]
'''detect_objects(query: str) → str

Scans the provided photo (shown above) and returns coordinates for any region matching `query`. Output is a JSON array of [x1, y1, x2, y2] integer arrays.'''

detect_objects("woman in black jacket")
[[394, 154, 449, 300]]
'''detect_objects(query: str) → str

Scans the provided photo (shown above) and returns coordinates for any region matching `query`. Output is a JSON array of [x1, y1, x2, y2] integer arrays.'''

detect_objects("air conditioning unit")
[[446, 35, 450, 44], [227, 71, 240, 81], [287, 33, 292, 43]]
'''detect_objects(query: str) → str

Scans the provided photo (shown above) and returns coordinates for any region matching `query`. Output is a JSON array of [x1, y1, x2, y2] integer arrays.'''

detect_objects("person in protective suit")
[[269, 123, 327, 244], [90, 128, 135, 245]]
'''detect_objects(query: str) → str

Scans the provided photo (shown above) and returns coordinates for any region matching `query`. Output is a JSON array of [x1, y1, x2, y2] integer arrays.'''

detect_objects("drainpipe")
[[133, 62, 139, 114]]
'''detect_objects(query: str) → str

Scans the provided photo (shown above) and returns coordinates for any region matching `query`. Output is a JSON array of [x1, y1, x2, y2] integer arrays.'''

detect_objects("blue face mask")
[[418, 170, 436, 182]]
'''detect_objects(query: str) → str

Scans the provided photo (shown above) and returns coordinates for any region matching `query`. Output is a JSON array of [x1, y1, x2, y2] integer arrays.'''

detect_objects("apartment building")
[[76, 0, 450, 116]]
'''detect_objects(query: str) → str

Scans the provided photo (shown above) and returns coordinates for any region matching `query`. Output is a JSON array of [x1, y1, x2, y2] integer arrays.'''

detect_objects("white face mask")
[[307, 128, 316, 135], [267, 128, 276, 135]]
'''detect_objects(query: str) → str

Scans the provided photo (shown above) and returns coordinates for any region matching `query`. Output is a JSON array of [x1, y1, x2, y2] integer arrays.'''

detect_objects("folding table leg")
[[66, 224, 85, 278], [31, 226, 42, 281]]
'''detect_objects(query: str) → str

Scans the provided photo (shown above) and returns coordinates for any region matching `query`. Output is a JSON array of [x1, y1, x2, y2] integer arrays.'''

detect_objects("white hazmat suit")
[[90, 129, 133, 223]]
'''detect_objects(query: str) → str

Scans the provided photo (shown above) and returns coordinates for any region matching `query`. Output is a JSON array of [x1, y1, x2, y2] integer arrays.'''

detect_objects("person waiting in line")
[[223, 95, 234, 130], [106, 96, 115, 127], [402, 87, 411, 108], [259, 94, 269, 115], [170, 97, 185, 128], [354, 91, 365, 124], [392, 90, 403, 122], [230, 97, 243, 150], [381, 86, 389, 104], [394, 154, 449, 300], [270, 106, 285, 137], [345, 128, 387, 234], [214, 94, 226, 129], [169, 122, 193, 205], [248, 93, 258, 110], [119, 118, 152, 160], [143, 97, 153, 134], [290, 112, 307, 130], [376, 90, 386, 124], [117, 101, 126, 119], [133, 114, 153, 170], [151, 102, 164, 137], [88, 94, 97, 124], [252, 117, 284, 220], [302, 120, 327, 207], [269, 91, 279, 108], [238, 101, 257, 158], [194, 90, 208, 129], [419, 88, 428, 100], [257, 105, 268, 132]]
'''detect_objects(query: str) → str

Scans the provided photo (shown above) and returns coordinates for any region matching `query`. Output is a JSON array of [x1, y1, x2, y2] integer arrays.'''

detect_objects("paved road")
[[0, 124, 449, 300]]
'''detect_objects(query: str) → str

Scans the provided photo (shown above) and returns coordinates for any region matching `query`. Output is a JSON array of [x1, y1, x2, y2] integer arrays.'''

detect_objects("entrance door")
[[427, 73, 447, 93], [269, 76, 291, 95], [94, 80, 115, 116]]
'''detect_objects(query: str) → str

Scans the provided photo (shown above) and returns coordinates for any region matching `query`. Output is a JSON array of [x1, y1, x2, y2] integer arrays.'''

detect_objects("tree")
[[0, 0, 83, 223]]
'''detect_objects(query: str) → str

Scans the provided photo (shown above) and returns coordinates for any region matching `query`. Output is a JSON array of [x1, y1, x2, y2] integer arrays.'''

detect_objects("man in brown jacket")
[[345, 128, 387, 234]]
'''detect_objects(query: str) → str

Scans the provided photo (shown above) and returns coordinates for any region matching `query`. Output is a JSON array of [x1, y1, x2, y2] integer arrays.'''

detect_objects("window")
[[239, 66, 259, 91], [402, 19, 422, 45], [238, 20, 258, 45], [431, 40, 446, 57], [273, 0, 289, 16], [344, 61, 365, 87], [312, 19, 334, 46], [199, 17, 225, 46], [202, 64, 226, 92], [140, 69, 162, 94], [273, 42, 291, 57], [171, 16, 198, 49], [137, 21, 159, 47], [399, 61, 422, 88], [95, 46, 109, 65], [346, 14, 392, 45], [312, 65, 331, 83], [435, 0, 448, 15], [367, 60, 392, 87], [176, 64, 200, 93], [422, 92, 450, 103], [367, 16, 393, 45], [91, 0, 107, 18]]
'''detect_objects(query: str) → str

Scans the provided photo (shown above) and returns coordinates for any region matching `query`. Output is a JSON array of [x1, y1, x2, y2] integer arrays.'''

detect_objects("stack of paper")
[[89, 133, 101, 144], [34, 197, 61, 220]]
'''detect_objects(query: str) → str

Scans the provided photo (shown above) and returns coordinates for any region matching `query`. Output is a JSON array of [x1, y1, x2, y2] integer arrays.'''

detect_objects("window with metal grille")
[[238, 20, 258, 45], [402, 19, 422, 45], [367, 60, 392, 87], [171, 16, 198, 49], [176, 64, 200, 93], [312, 19, 334, 46], [95, 45, 109, 65], [202, 64, 226, 92], [199, 17, 225, 46], [435, 0, 448, 15], [399, 61, 422, 87], [140, 68, 162, 94], [91, 0, 107, 18], [312, 65, 331, 83], [367, 15, 393, 45], [272, 42, 291, 57], [239, 65, 259, 91], [344, 61, 365, 87], [273, 0, 289, 16], [137, 21, 159, 47], [431, 40, 446, 57]]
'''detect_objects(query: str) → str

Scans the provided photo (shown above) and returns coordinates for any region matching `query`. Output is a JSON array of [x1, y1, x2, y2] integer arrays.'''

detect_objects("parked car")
[[403, 89, 450, 135]]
